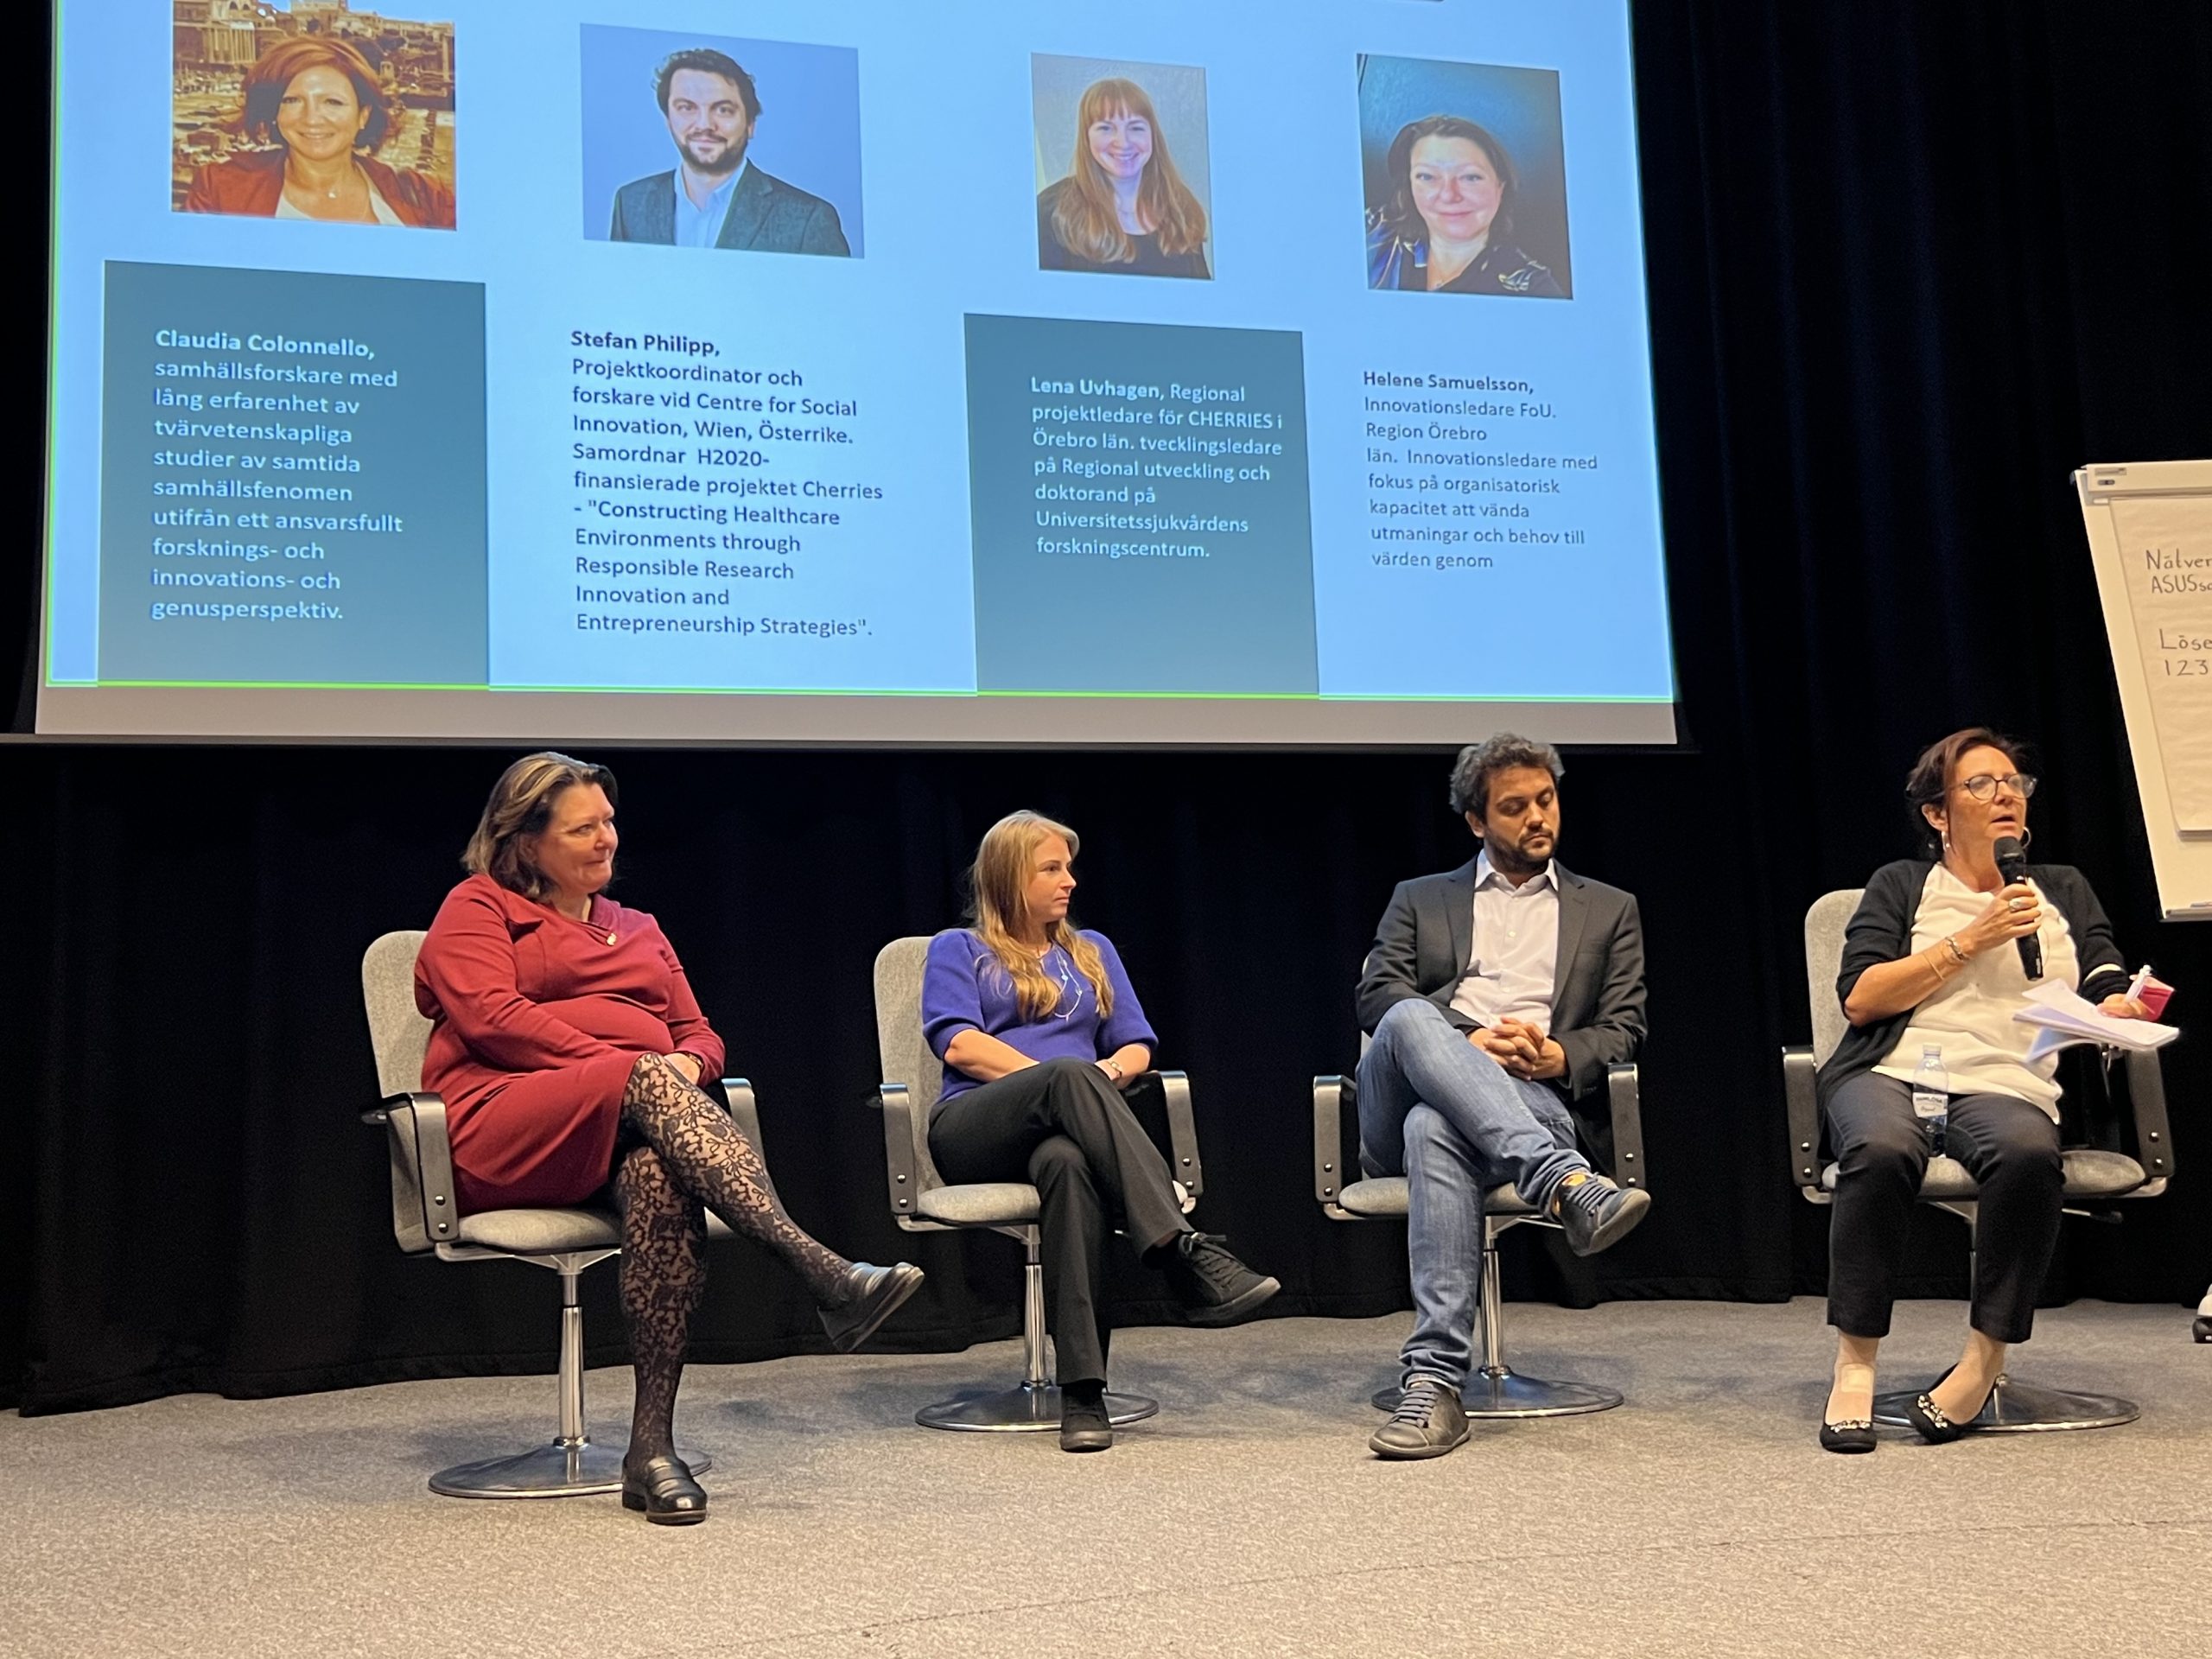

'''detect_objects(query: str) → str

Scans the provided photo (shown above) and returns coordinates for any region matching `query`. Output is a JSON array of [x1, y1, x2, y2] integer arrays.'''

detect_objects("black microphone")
[[1992, 835, 2041, 980]]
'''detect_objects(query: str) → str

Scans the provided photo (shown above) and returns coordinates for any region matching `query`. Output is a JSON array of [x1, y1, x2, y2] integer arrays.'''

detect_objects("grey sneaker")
[[1369, 1375, 1470, 1459], [1552, 1173, 1650, 1257]]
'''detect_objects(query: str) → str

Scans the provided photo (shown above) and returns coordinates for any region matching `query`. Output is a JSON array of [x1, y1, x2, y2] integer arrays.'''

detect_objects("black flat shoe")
[[1904, 1366, 1990, 1444], [1819, 1417, 1877, 1453], [1059, 1392, 1114, 1452], [819, 1262, 925, 1352], [621, 1454, 707, 1524]]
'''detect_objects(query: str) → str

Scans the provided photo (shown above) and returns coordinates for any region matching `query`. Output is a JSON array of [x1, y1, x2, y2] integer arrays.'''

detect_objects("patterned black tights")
[[613, 1142, 705, 1467], [613, 1053, 857, 1467], [619, 1052, 855, 1304]]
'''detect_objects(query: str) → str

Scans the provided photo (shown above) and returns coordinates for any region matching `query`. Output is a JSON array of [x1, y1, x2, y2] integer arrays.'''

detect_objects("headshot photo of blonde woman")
[[1031, 55, 1212, 280]]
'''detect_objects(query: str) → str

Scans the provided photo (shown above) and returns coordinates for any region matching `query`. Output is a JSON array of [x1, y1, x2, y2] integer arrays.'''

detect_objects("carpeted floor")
[[3, 1298, 2207, 1658]]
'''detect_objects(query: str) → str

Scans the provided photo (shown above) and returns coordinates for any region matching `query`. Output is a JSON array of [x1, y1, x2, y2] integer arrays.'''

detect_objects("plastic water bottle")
[[1912, 1045, 1949, 1156]]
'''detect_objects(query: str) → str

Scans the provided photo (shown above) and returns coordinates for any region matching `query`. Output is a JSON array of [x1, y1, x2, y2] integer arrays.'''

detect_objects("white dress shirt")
[[1448, 850, 1561, 1032]]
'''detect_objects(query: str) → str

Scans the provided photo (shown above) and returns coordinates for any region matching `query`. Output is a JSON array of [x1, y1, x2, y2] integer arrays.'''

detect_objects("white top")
[[274, 177, 404, 226], [1448, 850, 1560, 1032], [1872, 862, 2081, 1117]]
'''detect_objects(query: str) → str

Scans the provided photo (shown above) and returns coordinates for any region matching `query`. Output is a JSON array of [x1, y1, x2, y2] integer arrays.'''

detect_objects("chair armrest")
[[2124, 1047, 2176, 1192], [874, 1083, 926, 1220], [1783, 1046, 1823, 1198], [1313, 1073, 1354, 1206], [1605, 1064, 1646, 1190], [720, 1077, 782, 1209], [1126, 1069, 1203, 1202], [362, 1090, 456, 1254]]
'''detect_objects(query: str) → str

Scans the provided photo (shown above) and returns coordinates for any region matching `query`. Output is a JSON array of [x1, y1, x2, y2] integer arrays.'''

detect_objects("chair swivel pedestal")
[[912, 1219, 1159, 1433], [1859, 1201, 2137, 1433], [1368, 1212, 1624, 1417], [424, 1243, 712, 1497], [1314, 1068, 1644, 1420]]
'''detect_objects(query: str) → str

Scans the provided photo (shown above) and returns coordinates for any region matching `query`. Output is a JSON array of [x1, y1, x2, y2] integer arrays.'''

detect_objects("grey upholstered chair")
[[362, 929, 758, 1496], [1312, 1047, 1647, 1417], [1783, 888, 2176, 1429], [869, 935, 1200, 1432]]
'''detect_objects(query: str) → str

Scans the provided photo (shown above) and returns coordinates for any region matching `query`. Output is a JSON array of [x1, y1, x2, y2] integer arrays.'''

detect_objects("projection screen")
[[39, 1, 1676, 744]]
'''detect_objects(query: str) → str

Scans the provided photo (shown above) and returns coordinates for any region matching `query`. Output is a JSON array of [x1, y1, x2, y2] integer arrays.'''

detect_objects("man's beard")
[[1485, 830, 1554, 880], [682, 133, 747, 176]]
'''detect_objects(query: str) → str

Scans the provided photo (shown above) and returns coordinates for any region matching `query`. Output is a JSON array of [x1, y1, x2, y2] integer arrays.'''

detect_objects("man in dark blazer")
[[609, 48, 850, 257], [1356, 734, 1649, 1459]]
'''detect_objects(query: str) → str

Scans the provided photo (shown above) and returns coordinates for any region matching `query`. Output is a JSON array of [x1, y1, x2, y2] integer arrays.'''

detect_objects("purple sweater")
[[921, 928, 1158, 1104]]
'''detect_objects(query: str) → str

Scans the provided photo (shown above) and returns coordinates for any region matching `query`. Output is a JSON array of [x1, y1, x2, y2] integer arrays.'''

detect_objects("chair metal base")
[[1371, 1369, 1624, 1419], [917, 1384, 1160, 1432], [429, 1440, 710, 1498], [1872, 1376, 2139, 1433]]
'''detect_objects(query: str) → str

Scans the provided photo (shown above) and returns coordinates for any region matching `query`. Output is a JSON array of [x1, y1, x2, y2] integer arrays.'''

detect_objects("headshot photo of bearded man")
[[607, 47, 851, 256]]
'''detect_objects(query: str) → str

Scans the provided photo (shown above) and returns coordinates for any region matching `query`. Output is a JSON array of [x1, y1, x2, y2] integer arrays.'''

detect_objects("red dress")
[[414, 874, 726, 1212]]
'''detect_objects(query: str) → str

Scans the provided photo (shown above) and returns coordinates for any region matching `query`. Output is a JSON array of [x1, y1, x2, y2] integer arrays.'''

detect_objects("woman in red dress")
[[415, 753, 921, 1523]]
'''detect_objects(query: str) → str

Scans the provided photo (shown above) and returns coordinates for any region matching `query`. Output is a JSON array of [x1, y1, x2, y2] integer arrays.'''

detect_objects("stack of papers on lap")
[[2014, 982, 2181, 1063]]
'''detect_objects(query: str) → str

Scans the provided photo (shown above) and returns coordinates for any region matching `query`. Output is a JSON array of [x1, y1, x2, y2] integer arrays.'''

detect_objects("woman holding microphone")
[[1815, 728, 2157, 1451]]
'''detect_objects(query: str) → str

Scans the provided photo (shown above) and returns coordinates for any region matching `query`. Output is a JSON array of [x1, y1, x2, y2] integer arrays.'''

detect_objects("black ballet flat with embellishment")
[[1904, 1365, 1990, 1445], [621, 1453, 708, 1524], [1819, 1417, 1877, 1453]]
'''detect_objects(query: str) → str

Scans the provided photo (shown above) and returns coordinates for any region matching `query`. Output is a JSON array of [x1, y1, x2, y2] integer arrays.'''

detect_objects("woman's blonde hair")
[[1051, 78, 1208, 264], [968, 810, 1115, 1020], [461, 751, 618, 901]]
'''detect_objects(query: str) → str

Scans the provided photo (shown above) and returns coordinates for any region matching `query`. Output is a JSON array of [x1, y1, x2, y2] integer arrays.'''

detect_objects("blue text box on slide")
[[99, 262, 489, 686], [964, 313, 1317, 696]]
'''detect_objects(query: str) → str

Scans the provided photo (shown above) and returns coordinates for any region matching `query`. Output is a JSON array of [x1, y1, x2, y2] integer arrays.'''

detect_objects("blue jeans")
[[1357, 999, 1584, 1390]]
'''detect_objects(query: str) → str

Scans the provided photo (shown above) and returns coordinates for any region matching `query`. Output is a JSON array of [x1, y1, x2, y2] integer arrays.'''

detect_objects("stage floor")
[[3, 1298, 2207, 1657]]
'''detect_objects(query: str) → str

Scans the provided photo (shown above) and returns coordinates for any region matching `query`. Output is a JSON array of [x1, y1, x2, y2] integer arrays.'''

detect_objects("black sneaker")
[[1369, 1375, 1470, 1460], [1059, 1389, 1114, 1452], [1165, 1232, 1281, 1326], [1551, 1173, 1650, 1257]]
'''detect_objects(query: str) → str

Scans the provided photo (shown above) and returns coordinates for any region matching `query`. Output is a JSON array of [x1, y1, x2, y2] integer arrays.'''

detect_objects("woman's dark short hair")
[[462, 752, 620, 901], [654, 48, 760, 122], [238, 37, 402, 152], [1903, 726, 2030, 850], [1449, 733, 1565, 819], [1381, 114, 1518, 245]]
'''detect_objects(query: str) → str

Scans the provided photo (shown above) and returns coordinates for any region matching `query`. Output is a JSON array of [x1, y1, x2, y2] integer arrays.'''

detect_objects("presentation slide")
[[40, 1, 1676, 744]]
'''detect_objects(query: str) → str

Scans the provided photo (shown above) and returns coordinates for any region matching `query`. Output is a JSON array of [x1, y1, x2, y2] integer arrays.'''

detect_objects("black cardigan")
[[1815, 859, 2132, 1109]]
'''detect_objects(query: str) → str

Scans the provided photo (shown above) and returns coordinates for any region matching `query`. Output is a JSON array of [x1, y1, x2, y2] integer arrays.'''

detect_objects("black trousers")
[[927, 1058, 1190, 1388], [1824, 1071, 2064, 1344]]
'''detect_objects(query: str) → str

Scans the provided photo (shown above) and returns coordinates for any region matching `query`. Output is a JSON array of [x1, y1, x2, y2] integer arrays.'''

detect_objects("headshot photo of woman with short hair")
[[1033, 57, 1212, 280], [1358, 57, 1571, 299]]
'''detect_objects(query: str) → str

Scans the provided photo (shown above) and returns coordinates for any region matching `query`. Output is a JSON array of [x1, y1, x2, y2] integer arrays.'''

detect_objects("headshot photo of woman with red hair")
[[1032, 55, 1212, 281], [176, 26, 456, 229]]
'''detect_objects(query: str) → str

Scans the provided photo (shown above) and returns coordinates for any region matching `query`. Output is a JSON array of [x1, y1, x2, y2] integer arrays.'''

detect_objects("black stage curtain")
[[7, 2, 2210, 1413]]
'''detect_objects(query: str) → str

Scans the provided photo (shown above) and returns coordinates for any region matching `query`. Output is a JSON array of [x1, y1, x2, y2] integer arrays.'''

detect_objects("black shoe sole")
[[823, 1262, 925, 1353], [1818, 1424, 1877, 1454], [622, 1491, 709, 1524], [1566, 1187, 1651, 1257], [1183, 1274, 1281, 1328], [1059, 1427, 1114, 1452], [1369, 1424, 1470, 1460]]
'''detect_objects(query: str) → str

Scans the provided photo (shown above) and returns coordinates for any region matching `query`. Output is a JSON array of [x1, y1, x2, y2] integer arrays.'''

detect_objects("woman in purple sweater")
[[923, 810, 1279, 1451]]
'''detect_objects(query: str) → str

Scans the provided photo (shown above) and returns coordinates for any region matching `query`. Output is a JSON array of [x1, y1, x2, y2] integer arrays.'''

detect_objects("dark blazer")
[[1815, 858, 2131, 1109], [609, 162, 850, 255], [181, 148, 454, 228], [1357, 856, 1647, 1161]]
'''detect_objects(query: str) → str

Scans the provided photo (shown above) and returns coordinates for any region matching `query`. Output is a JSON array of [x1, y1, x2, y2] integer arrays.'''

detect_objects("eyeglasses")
[[1953, 772, 2037, 802]]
